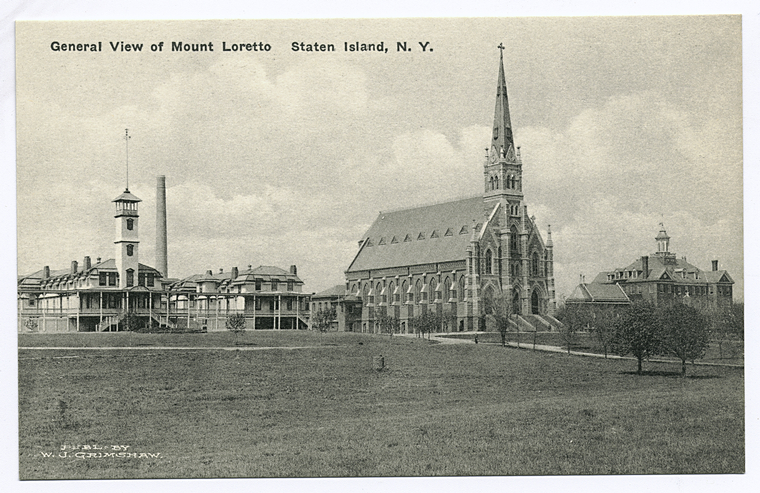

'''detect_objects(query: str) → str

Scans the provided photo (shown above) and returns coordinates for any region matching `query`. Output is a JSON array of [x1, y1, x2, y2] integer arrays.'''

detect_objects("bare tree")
[[484, 292, 513, 347]]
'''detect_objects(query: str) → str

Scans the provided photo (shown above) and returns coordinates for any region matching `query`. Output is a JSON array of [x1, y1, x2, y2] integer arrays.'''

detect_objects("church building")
[[344, 49, 558, 333]]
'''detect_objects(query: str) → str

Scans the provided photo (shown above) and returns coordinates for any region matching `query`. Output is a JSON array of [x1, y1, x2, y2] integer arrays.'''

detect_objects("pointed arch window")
[[485, 249, 493, 275], [126, 268, 134, 287], [532, 251, 540, 276], [126, 244, 134, 257], [126, 218, 134, 231], [510, 226, 519, 255], [494, 176, 499, 189]]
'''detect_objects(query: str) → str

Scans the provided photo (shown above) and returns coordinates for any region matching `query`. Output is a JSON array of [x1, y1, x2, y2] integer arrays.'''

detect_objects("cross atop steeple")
[[497, 42, 505, 54]]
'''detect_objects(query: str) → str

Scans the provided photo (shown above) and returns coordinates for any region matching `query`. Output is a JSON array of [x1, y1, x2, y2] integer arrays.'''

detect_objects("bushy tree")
[[613, 301, 662, 374], [411, 310, 440, 340], [484, 292, 513, 347], [226, 313, 246, 344], [659, 303, 710, 377], [376, 312, 400, 337], [312, 307, 336, 335], [708, 302, 744, 359]]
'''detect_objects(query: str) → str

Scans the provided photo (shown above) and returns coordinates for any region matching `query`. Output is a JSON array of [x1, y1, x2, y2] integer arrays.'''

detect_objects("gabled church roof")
[[346, 196, 485, 273]]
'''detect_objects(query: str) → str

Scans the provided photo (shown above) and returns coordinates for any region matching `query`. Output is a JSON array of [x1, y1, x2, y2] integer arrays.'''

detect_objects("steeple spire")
[[492, 45, 514, 158]]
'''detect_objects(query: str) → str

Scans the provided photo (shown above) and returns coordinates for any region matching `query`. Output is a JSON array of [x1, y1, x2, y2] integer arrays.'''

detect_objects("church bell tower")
[[484, 44, 524, 219]]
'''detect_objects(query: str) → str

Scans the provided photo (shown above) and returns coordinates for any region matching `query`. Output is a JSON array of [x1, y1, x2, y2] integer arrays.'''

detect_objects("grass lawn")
[[18, 331, 744, 479]]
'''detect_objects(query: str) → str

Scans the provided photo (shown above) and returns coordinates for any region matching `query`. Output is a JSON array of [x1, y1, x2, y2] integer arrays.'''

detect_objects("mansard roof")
[[346, 196, 485, 273]]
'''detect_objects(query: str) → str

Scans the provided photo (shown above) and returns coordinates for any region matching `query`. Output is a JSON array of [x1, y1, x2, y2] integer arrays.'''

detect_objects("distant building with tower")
[[17, 133, 310, 332], [343, 48, 558, 334], [566, 224, 734, 310]]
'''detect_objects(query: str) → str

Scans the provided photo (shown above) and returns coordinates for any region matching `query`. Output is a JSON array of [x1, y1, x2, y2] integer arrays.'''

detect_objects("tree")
[[708, 302, 744, 359], [613, 301, 662, 374], [484, 292, 513, 347], [659, 303, 710, 377], [556, 303, 591, 355], [376, 312, 400, 337], [411, 310, 440, 340], [589, 305, 618, 358], [312, 307, 336, 335], [226, 313, 246, 344]]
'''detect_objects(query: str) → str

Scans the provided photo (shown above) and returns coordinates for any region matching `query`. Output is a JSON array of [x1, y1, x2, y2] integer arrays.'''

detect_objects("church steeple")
[[492, 44, 514, 159], [484, 46, 522, 209]]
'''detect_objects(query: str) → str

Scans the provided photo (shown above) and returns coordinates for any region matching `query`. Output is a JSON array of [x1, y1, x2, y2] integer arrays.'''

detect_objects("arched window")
[[126, 244, 134, 257], [498, 247, 503, 277], [510, 226, 519, 255], [402, 279, 409, 303], [485, 249, 493, 275], [126, 268, 134, 287], [494, 176, 499, 189], [415, 279, 423, 303], [443, 277, 452, 302], [458, 276, 465, 301], [126, 218, 134, 231], [388, 281, 395, 304], [532, 252, 540, 276], [430, 278, 438, 301]]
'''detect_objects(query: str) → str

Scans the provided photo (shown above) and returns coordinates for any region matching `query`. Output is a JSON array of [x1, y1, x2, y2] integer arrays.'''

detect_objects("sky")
[[15, 17, 744, 301]]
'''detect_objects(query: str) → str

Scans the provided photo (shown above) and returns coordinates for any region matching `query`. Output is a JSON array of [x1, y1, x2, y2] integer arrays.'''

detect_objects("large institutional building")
[[17, 175, 310, 332], [566, 225, 734, 310], [344, 50, 558, 333]]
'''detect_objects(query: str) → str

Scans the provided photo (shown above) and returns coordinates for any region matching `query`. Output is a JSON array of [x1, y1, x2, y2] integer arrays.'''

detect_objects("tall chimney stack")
[[70, 260, 78, 275], [83, 256, 91, 271], [290, 265, 297, 276], [156, 175, 168, 278], [712, 260, 719, 271]]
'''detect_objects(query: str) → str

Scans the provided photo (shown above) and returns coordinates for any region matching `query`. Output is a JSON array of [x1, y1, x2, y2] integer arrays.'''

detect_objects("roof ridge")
[[378, 194, 482, 215]]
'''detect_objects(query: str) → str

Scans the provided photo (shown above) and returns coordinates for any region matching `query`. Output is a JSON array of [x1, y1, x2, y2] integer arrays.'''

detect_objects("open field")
[[18, 331, 744, 479]]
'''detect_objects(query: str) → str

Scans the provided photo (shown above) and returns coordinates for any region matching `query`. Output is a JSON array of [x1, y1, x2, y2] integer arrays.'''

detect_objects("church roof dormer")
[[492, 45, 515, 159]]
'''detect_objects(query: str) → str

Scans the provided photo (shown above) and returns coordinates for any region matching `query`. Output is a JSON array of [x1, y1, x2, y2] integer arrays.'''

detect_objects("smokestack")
[[712, 260, 719, 271], [232, 267, 239, 279], [156, 175, 168, 278], [83, 256, 91, 271], [290, 265, 297, 276], [43, 266, 50, 279], [71, 260, 78, 275], [641, 256, 649, 279]]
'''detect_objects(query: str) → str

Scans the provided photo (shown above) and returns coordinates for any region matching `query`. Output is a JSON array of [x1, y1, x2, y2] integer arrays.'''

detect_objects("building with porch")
[[343, 49, 558, 334], [18, 175, 310, 332]]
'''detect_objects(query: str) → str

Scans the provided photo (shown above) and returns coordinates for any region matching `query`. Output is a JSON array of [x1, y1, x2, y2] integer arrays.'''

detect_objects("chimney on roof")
[[712, 260, 719, 271], [43, 266, 50, 279], [248, 264, 252, 270], [96, 257, 101, 264], [219, 268, 224, 274], [206, 269, 213, 276], [641, 256, 649, 279], [83, 256, 91, 271], [71, 260, 78, 275], [290, 265, 297, 276], [232, 267, 238, 279]]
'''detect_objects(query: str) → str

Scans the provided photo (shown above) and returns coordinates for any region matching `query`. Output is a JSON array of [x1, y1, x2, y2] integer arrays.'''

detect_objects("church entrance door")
[[531, 290, 539, 315]]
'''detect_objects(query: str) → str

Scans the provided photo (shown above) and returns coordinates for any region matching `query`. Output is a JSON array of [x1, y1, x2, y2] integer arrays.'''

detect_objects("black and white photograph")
[[6, 5, 755, 491]]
